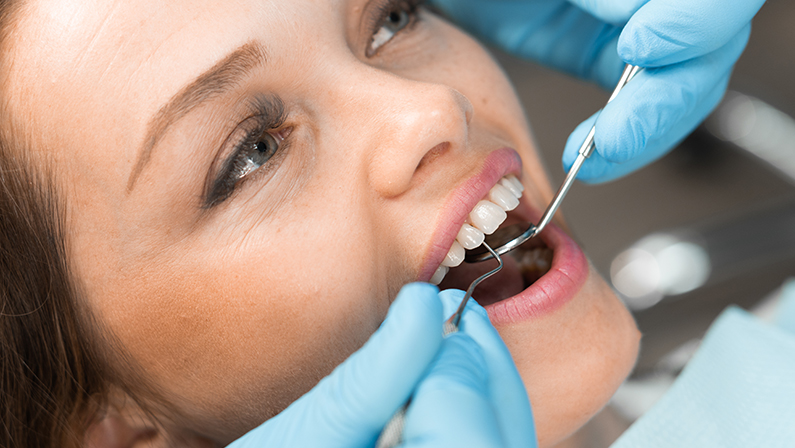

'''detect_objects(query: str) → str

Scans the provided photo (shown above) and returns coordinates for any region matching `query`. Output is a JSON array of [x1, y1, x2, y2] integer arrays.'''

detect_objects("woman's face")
[[7, 0, 639, 445]]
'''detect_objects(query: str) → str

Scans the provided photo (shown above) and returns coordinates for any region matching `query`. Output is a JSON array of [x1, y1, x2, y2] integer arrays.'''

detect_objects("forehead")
[[7, 0, 343, 159], [13, 0, 338, 79]]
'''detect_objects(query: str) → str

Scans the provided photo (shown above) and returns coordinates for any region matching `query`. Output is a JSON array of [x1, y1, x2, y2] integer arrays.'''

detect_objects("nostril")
[[416, 142, 450, 171]]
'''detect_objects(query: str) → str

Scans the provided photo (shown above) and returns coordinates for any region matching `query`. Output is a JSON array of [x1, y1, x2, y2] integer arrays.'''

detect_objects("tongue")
[[439, 254, 525, 307]]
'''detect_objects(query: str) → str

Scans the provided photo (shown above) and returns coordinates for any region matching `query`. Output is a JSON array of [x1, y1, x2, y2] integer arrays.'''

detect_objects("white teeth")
[[441, 240, 465, 268], [508, 174, 524, 193], [430, 265, 449, 285], [456, 223, 485, 250], [500, 176, 523, 198], [432, 176, 525, 286], [469, 200, 507, 235], [488, 183, 520, 211]]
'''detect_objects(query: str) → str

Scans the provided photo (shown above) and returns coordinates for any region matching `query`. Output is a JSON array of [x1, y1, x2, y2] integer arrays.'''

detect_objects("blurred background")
[[496, 0, 795, 445]]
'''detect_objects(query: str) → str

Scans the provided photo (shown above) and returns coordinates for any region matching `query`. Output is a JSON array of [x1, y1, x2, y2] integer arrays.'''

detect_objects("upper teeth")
[[430, 174, 524, 285]]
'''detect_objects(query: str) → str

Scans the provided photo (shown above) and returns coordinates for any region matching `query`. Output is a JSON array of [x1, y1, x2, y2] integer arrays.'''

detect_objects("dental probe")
[[443, 242, 504, 335], [375, 242, 504, 448], [465, 64, 642, 263]]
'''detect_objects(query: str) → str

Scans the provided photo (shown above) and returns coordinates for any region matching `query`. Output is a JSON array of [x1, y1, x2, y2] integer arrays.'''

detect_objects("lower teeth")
[[511, 246, 553, 288]]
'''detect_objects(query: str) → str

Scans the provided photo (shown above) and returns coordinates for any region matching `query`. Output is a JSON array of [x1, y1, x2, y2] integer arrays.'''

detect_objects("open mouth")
[[432, 174, 588, 323]]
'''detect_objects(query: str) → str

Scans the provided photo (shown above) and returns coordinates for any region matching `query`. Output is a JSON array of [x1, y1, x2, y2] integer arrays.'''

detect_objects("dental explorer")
[[375, 242, 504, 448], [465, 64, 641, 263]]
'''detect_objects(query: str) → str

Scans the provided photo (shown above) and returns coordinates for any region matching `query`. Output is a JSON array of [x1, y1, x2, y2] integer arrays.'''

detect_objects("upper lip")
[[419, 147, 523, 281]]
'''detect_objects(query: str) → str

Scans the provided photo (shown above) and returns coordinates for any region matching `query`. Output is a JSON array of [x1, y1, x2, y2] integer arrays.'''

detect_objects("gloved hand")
[[228, 283, 537, 448], [431, 0, 765, 182]]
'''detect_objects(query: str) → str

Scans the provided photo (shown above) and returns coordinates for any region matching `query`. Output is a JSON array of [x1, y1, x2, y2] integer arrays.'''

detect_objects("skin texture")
[[4, 0, 640, 446]]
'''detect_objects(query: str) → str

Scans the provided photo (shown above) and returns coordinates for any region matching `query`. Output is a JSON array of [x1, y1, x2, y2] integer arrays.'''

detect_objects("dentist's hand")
[[431, 0, 765, 182], [228, 283, 537, 448]]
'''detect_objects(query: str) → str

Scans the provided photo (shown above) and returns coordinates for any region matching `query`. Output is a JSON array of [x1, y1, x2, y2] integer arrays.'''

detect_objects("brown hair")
[[0, 2, 112, 446], [0, 142, 110, 447]]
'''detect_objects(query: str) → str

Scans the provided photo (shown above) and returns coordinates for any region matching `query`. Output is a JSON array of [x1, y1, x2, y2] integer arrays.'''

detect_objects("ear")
[[84, 406, 159, 448], [83, 392, 217, 448]]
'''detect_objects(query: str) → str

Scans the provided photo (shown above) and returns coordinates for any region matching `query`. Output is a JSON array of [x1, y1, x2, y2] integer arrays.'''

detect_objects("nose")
[[340, 71, 474, 198]]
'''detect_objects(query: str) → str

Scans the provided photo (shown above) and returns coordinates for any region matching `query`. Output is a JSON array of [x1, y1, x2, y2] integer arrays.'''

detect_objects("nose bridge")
[[338, 68, 474, 198]]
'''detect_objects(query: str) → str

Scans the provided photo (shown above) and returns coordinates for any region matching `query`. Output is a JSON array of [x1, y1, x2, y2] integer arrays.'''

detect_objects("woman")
[[0, 0, 644, 446]]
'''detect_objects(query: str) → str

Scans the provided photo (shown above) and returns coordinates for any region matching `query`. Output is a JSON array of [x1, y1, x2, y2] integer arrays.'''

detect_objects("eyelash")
[[205, 96, 289, 208], [367, 0, 425, 57]]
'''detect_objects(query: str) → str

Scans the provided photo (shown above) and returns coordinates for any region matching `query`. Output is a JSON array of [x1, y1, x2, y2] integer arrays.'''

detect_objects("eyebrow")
[[126, 41, 268, 191]]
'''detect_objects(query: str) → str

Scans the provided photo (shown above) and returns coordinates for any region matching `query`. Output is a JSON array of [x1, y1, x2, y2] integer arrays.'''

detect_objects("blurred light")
[[707, 91, 795, 184], [610, 234, 711, 310], [611, 248, 662, 308], [717, 94, 757, 141]]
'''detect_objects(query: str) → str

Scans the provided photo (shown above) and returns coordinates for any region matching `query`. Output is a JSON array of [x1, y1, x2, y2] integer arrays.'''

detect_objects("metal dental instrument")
[[443, 242, 503, 335], [465, 64, 642, 263], [375, 242, 504, 448]]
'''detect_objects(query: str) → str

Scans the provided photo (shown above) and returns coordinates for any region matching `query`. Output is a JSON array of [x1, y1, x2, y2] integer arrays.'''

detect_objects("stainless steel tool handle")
[[533, 64, 641, 236]]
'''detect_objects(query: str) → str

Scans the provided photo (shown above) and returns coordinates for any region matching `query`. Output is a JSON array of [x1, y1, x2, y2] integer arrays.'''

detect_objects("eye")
[[207, 126, 290, 207], [204, 96, 289, 208], [207, 129, 285, 207], [368, 0, 420, 56], [229, 131, 282, 180]]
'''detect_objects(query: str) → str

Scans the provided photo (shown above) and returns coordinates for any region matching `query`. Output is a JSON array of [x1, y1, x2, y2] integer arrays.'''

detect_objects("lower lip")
[[484, 221, 589, 325]]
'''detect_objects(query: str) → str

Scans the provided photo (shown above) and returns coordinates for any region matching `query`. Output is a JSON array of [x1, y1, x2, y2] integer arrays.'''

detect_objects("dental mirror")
[[464, 222, 537, 263]]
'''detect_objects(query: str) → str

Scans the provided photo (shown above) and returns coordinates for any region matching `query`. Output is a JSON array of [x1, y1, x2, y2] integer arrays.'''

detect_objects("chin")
[[495, 268, 640, 447]]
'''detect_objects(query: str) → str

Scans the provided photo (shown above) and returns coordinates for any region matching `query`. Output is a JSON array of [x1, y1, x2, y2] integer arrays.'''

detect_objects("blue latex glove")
[[431, 0, 765, 182], [229, 283, 537, 448]]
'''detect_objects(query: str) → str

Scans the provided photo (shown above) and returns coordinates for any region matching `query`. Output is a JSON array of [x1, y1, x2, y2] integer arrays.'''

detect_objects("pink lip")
[[484, 217, 589, 325], [419, 147, 523, 282]]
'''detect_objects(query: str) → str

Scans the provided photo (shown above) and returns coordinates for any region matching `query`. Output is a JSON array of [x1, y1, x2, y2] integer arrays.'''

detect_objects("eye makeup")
[[204, 95, 289, 208]]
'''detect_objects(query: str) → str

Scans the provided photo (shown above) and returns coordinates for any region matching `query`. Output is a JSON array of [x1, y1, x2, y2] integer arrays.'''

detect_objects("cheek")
[[496, 269, 640, 448], [94, 245, 385, 439]]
